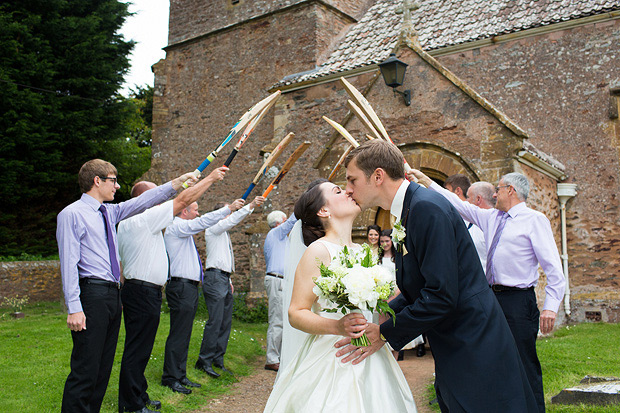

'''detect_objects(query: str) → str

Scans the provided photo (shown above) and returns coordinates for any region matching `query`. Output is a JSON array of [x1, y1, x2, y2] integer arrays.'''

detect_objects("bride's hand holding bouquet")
[[313, 244, 396, 347]]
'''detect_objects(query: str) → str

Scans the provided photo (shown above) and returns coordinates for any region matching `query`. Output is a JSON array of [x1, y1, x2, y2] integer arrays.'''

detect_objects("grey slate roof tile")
[[274, 0, 620, 87]]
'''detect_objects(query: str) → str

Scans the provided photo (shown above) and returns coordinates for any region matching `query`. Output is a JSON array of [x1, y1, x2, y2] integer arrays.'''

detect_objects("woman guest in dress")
[[366, 224, 381, 257]]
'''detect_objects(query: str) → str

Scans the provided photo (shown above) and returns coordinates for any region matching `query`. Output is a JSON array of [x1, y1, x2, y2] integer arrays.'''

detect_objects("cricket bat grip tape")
[[241, 183, 256, 200], [223, 149, 238, 167]]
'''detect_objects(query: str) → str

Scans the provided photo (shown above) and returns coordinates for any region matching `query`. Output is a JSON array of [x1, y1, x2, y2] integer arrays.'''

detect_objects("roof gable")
[[274, 0, 620, 88]]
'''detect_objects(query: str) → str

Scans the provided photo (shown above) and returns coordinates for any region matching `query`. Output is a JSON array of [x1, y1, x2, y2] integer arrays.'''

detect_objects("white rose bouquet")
[[313, 244, 396, 346]]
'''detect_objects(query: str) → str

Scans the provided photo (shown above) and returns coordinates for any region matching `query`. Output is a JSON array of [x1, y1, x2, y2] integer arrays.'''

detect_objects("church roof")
[[274, 0, 620, 88]]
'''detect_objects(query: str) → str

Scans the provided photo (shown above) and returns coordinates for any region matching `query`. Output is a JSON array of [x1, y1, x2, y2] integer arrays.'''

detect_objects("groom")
[[337, 140, 537, 412]]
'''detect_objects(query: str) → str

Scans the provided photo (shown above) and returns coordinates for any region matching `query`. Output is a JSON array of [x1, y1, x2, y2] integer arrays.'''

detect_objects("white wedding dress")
[[264, 239, 417, 413]]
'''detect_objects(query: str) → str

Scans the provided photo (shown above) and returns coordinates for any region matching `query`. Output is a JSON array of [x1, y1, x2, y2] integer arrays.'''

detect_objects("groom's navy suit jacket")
[[381, 182, 537, 412]]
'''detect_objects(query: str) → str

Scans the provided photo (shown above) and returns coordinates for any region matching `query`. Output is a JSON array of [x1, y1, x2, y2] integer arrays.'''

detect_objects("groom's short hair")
[[344, 139, 405, 180]]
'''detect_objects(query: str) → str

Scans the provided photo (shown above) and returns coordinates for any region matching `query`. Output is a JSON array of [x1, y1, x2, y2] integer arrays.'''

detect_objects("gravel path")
[[200, 348, 436, 412]]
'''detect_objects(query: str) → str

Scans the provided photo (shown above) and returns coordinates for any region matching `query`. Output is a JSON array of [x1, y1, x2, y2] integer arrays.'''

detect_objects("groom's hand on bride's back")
[[334, 323, 385, 365]]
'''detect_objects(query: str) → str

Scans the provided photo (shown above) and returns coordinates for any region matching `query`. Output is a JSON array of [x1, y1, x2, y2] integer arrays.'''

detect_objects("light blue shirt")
[[164, 206, 230, 281], [264, 214, 297, 275], [57, 183, 176, 313]]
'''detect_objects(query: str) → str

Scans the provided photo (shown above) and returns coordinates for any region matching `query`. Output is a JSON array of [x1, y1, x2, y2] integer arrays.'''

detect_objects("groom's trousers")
[[494, 288, 544, 413]]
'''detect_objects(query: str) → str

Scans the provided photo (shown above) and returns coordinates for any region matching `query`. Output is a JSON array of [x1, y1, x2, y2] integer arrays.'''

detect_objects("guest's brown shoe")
[[264, 363, 279, 372]]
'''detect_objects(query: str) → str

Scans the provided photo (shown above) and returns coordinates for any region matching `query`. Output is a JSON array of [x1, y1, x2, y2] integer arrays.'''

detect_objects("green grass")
[[425, 323, 620, 412], [0, 301, 267, 413], [540, 323, 620, 412]]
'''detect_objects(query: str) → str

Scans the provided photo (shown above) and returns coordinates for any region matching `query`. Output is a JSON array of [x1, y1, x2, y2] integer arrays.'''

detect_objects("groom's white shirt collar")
[[390, 180, 410, 221]]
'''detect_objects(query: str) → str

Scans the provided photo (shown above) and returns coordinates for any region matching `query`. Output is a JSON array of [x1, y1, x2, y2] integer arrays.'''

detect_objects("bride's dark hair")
[[294, 178, 329, 246]]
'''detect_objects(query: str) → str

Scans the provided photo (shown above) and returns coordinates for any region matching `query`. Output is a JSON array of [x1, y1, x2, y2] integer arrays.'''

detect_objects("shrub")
[[232, 292, 268, 323]]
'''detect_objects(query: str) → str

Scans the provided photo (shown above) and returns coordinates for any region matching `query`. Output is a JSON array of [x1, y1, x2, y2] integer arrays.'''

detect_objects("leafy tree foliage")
[[0, 1, 152, 256]]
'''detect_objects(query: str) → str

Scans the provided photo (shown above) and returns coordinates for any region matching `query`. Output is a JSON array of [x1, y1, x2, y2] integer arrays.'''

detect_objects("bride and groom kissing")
[[264, 139, 538, 412]]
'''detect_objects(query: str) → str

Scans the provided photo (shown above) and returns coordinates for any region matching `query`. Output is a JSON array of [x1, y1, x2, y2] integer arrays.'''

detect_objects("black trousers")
[[118, 282, 162, 411], [494, 289, 545, 413], [197, 270, 234, 367], [61, 282, 122, 413], [162, 279, 198, 384]]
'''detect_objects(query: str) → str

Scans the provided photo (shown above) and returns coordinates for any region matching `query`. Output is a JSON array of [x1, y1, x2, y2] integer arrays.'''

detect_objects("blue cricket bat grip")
[[241, 183, 256, 200]]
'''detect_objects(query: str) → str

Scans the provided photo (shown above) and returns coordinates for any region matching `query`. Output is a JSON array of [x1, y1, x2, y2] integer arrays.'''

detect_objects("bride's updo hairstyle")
[[294, 178, 329, 246]]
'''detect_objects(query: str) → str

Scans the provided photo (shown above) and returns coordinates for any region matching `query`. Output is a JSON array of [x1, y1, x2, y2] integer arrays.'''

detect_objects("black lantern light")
[[378, 53, 411, 106]]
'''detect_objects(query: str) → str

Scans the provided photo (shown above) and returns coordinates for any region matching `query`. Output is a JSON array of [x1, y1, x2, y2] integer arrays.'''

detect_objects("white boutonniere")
[[392, 221, 407, 255]]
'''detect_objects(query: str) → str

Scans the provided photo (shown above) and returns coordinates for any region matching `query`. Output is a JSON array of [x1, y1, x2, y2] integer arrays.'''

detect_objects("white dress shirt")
[[429, 181, 566, 313], [164, 206, 231, 281], [465, 219, 487, 273], [118, 200, 174, 286], [204, 205, 253, 273], [390, 180, 410, 221]]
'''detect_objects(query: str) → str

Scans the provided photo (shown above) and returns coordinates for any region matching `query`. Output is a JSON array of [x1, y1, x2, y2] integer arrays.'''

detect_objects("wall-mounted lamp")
[[378, 53, 411, 106]]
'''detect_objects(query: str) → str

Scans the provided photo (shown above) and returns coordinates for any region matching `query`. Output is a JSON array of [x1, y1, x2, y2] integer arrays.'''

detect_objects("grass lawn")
[[0, 301, 267, 413], [425, 322, 620, 412]]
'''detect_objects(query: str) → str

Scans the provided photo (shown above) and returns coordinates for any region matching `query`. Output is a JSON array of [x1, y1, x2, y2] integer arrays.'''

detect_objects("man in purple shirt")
[[411, 169, 566, 412], [56, 159, 196, 413]]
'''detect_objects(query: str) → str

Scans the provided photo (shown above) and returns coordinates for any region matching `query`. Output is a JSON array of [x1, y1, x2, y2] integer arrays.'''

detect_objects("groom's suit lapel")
[[395, 182, 418, 287]]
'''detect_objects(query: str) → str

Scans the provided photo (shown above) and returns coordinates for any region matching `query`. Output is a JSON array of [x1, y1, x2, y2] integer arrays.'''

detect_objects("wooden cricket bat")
[[322, 116, 359, 148], [328, 145, 354, 182], [339, 77, 412, 173], [241, 132, 295, 199], [347, 100, 382, 140], [182, 90, 281, 188], [262, 142, 311, 198], [223, 95, 279, 167], [340, 77, 390, 141]]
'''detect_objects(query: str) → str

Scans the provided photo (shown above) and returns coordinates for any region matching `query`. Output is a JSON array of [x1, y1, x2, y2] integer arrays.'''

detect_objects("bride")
[[264, 179, 416, 412]]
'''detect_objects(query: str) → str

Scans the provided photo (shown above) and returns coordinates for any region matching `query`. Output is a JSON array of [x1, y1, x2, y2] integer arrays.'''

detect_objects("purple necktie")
[[99, 205, 121, 282], [194, 239, 204, 282], [486, 211, 508, 285]]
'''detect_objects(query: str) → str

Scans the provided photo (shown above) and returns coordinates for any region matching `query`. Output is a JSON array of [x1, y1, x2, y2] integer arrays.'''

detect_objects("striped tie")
[[486, 211, 508, 285]]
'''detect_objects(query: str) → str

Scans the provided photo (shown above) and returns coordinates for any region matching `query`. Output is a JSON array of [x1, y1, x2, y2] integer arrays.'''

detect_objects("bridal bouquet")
[[313, 244, 396, 346]]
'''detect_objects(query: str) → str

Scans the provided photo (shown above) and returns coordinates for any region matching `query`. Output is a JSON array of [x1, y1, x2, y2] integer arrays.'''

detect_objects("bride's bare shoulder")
[[300, 239, 331, 263]]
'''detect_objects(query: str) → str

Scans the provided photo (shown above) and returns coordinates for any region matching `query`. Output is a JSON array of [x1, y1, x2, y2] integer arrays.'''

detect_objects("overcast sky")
[[120, 0, 170, 96]]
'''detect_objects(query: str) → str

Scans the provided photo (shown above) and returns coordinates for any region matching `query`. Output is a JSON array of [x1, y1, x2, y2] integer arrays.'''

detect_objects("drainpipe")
[[557, 183, 577, 317]]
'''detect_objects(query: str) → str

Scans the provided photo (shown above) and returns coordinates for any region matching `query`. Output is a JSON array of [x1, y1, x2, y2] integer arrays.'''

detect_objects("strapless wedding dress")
[[264, 240, 417, 413]]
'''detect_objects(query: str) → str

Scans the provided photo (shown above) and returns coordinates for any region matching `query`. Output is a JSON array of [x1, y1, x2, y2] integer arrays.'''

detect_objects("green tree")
[[0, 0, 148, 256]]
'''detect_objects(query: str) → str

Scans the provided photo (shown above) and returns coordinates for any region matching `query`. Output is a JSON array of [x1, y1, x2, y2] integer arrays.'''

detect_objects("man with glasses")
[[410, 169, 565, 413], [57, 159, 197, 413]]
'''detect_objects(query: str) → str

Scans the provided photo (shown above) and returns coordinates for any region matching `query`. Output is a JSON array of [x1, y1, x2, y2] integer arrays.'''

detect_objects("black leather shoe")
[[123, 407, 157, 413], [397, 350, 405, 361], [180, 377, 201, 388], [416, 344, 426, 357], [162, 381, 191, 394], [195, 363, 220, 378], [213, 363, 232, 374], [146, 399, 161, 410]]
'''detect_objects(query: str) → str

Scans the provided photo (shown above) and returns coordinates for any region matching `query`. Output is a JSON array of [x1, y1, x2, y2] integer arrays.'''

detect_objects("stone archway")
[[354, 142, 480, 239]]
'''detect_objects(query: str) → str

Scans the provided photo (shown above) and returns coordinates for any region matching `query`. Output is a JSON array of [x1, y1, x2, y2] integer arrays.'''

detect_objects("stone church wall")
[[436, 19, 620, 293]]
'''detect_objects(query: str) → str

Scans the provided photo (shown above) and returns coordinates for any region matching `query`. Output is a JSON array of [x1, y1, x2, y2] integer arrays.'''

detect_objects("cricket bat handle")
[[181, 169, 202, 189], [241, 183, 256, 200], [223, 149, 239, 168], [262, 184, 275, 198]]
